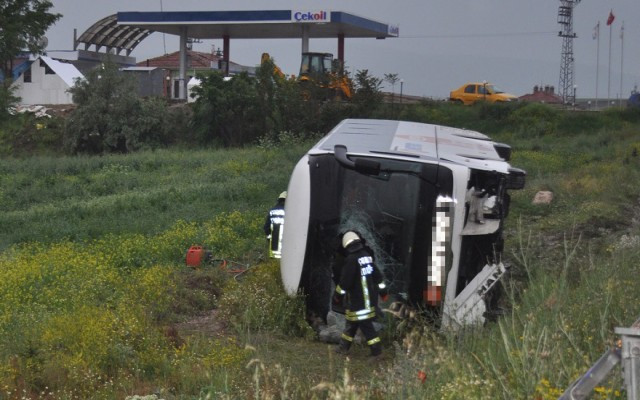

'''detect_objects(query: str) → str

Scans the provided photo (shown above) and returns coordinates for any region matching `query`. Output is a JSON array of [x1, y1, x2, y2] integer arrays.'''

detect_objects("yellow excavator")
[[260, 52, 352, 100], [298, 52, 352, 100], [260, 52, 289, 81]]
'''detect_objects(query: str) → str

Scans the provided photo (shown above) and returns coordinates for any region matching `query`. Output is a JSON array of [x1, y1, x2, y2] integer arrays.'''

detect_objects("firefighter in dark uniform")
[[334, 231, 387, 357], [263, 191, 286, 259]]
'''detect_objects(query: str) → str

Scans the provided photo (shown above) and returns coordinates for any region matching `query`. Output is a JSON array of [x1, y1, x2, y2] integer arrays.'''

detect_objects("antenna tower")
[[557, 0, 581, 104]]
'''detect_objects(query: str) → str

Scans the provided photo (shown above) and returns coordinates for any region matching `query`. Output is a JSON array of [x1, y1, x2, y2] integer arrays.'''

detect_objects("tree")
[[0, 84, 18, 122], [352, 69, 384, 116], [0, 0, 60, 115], [254, 56, 310, 135], [0, 0, 61, 83], [191, 72, 263, 147], [64, 61, 170, 154], [384, 73, 399, 105]]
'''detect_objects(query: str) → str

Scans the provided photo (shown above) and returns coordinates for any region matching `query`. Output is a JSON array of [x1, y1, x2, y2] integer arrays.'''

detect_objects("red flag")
[[606, 10, 615, 26]]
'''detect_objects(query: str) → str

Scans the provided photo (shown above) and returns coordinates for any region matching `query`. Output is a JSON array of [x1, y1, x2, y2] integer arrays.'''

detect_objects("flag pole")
[[607, 18, 613, 106], [619, 21, 624, 107], [595, 21, 600, 109]]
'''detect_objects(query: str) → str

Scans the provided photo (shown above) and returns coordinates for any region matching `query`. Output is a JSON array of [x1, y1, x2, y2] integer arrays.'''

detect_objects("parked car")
[[449, 82, 517, 105]]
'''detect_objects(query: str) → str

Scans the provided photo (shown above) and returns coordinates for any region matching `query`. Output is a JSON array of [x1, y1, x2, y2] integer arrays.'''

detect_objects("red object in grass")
[[418, 370, 427, 383], [185, 246, 205, 267]]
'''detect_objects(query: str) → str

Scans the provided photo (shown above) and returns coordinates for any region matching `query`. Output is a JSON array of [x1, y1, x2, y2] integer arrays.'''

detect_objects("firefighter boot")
[[335, 338, 351, 355], [369, 342, 382, 358]]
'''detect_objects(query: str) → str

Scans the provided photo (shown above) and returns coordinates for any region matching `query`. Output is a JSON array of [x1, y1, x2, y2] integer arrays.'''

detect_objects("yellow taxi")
[[449, 82, 517, 105]]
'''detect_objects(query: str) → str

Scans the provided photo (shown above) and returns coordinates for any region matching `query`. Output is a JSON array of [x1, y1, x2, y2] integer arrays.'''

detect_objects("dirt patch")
[[174, 309, 228, 338]]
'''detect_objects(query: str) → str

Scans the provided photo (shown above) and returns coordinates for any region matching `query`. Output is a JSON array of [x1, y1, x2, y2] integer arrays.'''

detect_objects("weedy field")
[[1, 104, 640, 399]]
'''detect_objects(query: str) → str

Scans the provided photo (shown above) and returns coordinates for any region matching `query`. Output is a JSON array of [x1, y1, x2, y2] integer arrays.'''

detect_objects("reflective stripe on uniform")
[[335, 285, 346, 295], [268, 210, 284, 259], [367, 337, 381, 346], [341, 333, 354, 342], [346, 313, 375, 321], [361, 276, 371, 310], [346, 308, 375, 321]]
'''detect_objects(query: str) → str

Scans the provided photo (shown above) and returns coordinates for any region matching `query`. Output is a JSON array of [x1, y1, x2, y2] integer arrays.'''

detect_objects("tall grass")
[[216, 106, 640, 399], [1, 104, 640, 398], [0, 209, 299, 398], [228, 228, 639, 399], [0, 144, 310, 250]]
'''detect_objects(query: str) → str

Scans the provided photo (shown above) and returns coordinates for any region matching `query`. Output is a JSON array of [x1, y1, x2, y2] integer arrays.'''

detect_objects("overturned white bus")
[[280, 119, 525, 329]]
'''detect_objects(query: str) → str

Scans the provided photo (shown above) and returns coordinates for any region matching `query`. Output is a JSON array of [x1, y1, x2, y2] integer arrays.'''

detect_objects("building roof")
[[76, 14, 153, 56], [0, 57, 30, 82], [121, 66, 158, 71], [117, 10, 398, 39], [39, 56, 84, 87], [519, 85, 562, 104], [136, 50, 242, 69]]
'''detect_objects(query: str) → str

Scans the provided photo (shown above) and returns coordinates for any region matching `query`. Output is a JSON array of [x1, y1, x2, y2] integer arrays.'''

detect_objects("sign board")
[[292, 10, 330, 23]]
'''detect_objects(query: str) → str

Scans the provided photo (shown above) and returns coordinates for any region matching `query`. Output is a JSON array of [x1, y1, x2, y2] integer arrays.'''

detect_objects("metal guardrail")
[[559, 318, 640, 400]]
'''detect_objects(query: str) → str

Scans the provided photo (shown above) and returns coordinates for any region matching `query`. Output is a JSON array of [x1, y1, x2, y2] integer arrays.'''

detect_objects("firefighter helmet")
[[279, 191, 287, 200], [342, 231, 361, 248]]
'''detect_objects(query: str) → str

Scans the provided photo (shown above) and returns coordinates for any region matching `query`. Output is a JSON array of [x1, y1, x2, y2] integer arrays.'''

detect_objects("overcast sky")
[[46, 1, 639, 99]]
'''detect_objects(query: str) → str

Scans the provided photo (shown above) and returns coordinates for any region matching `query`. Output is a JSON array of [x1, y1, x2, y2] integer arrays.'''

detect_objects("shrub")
[[218, 260, 314, 338], [507, 103, 560, 137], [0, 240, 177, 396], [64, 61, 172, 154], [351, 69, 384, 117], [0, 216, 258, 397], [191, 72, 263, 147], [0, 84, 18, 122], [0, 112, 65, 156]]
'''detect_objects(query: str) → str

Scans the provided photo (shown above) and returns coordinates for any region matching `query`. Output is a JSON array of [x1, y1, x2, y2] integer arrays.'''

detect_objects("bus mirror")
[[334, 144, 380, 175]]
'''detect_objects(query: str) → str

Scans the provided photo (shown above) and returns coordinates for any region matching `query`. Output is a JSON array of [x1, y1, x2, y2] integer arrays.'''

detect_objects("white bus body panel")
[[441, 163, 471, 327], [280, 155, 311, 295]]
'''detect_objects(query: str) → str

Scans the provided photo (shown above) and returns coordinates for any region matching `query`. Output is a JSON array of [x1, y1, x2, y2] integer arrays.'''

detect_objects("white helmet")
[[342, 231, 360, 248], [279, 191, 287, 200]]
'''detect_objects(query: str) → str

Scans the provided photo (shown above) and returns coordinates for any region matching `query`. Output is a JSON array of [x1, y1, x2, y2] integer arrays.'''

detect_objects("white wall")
[[11, 60, 75, 105]]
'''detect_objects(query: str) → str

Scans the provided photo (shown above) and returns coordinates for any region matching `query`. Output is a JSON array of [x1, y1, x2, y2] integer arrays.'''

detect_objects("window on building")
[[23, 66, 32, 83], [40, 59, 54, 75]]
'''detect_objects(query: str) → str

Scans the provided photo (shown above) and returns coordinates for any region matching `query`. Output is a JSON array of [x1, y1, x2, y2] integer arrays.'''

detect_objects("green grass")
[[1, 104, 640, 398], [0, 145, 309, 250]]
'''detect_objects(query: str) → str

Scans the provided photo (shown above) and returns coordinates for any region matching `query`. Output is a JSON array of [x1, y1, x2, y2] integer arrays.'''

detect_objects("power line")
[[395, 31, 557, 39]]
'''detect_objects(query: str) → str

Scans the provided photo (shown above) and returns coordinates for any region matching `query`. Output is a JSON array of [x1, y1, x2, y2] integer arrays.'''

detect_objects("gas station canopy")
[[77, 10, 399, 100], [116, 10, 399, 40]]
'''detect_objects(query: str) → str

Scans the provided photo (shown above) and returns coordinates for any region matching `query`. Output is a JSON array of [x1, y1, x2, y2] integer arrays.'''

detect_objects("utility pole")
[[557, 0, 581, 105], [160, 0, 167, 55], [619, 21, 624, 107], [607, 10, 615, 105], [594, 21, 600, 109]]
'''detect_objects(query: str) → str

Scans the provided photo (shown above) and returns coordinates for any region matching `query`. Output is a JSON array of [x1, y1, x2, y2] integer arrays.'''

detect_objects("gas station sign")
[[292, 11, 330, 23]]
